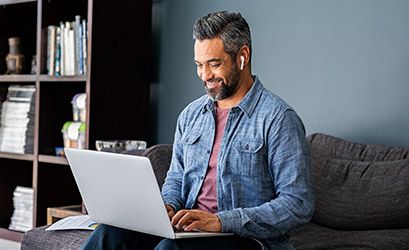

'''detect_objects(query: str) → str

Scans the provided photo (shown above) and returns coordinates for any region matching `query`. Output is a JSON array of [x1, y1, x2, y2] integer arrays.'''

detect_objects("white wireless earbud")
[[240, 56, 245, 70]]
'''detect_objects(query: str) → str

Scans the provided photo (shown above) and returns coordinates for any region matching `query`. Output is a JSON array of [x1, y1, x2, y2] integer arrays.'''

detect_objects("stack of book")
[[46, 15, 87, 76], [0, 85, 35, 154], [9, 186, 34, 232]]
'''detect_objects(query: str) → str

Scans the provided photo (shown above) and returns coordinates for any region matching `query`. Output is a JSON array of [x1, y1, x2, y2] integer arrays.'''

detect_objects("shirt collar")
[[201, 75, 263, 118]]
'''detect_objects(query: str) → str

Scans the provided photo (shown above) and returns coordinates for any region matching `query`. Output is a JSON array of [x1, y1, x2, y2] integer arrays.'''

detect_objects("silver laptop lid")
[[65, 148, 175, 239]]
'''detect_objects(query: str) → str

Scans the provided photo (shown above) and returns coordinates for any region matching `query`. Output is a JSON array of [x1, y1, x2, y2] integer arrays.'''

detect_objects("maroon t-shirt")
[[195, 106, 230, 213]]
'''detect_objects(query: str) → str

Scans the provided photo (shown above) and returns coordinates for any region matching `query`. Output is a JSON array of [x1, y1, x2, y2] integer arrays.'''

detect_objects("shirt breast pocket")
[[232, 139, 265, 177], [180, 133, 202, 168]]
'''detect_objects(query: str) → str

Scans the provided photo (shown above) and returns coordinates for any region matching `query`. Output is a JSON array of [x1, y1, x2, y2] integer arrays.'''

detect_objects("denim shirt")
[[161, 76, 314, 249]]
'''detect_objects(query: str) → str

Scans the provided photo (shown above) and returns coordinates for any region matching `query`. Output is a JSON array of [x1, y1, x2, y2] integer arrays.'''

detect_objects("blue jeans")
[[81, 224, 262, 250]]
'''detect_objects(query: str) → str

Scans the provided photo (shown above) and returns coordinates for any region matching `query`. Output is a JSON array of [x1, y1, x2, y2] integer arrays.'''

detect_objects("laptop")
[[65, 148, 232, 239]]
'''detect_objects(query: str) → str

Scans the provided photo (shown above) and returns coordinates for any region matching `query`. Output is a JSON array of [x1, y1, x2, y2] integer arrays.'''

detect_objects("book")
[[47, 26, 57, 76], [63, 22, 71, 75], [82, 19, 87, 74], [75, 15, 82, 75], [55, 27, 61, 76], [66, 22, 75, 76], [60, 22, 65, 76]]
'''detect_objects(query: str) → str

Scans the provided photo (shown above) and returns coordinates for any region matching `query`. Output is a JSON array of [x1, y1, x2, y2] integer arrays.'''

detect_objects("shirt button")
[[207, 150, 211, 154]]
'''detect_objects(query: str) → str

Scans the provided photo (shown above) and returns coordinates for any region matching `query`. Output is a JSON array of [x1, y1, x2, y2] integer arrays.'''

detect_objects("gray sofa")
[[21, 133, 409, 249], [290, 133, 409, 249]]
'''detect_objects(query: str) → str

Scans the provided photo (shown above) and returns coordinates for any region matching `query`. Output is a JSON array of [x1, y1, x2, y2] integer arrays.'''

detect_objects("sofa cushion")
[[313, 157, 409, 230], [308, 133, 409, 161]]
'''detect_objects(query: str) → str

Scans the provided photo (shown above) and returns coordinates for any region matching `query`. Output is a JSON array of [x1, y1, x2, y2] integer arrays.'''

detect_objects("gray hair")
[[193, 11, 252, 61]]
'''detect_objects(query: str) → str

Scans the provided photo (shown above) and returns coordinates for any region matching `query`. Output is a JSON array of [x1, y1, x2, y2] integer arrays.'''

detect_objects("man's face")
[[194, 38, 240, 101]]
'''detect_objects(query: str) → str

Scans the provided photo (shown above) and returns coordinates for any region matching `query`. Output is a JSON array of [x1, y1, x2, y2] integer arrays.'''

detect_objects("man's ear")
[[237, 45, 250, 70]]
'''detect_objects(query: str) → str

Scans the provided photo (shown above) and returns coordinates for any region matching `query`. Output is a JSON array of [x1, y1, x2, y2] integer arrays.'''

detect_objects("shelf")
[[0, 0, 37, 5], [0, 228, 24, 242], [38, 155, 68, 165], [0, 75, 36, 82], [38, 75, 87, 82], [0, 152, 35, 161], [0, 75, 86, 83]]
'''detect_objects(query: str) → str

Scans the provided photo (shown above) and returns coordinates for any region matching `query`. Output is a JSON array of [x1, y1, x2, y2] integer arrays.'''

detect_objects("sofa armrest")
[[21, 225, 91, 250], [117, 144, 173, 189], [141, 144, 173, 189], [99, 144, 172, 188], [120, 149, 146, 156]]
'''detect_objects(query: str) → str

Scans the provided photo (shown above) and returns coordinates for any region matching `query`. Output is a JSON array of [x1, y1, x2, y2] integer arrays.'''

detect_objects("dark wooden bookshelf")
[[0, 0, 151, 241]]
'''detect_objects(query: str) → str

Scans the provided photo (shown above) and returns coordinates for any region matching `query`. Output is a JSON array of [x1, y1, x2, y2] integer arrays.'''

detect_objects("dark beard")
[[204, 65, 241, 101]]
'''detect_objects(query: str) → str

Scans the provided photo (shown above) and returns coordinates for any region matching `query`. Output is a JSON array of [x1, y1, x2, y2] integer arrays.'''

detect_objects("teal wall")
[[151, 0, 409, 147]]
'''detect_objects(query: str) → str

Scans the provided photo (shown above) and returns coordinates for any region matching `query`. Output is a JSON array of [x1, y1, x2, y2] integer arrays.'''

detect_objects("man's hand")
[[165, 204, 175, 219], [171, 209, 222, 232]]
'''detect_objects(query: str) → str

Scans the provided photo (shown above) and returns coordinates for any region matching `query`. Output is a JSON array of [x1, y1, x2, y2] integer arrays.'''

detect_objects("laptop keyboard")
[[173, 226, 185, 233]]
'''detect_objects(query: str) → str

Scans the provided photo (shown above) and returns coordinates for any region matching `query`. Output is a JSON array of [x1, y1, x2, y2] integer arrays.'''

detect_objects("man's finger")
[[171, 209, 189, 226], [184, 220, 203, 232], [175, 211, 199, 229]]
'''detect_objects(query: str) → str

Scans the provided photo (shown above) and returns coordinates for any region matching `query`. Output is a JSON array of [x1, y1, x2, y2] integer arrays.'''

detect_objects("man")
[[81, 11, 314, 250]]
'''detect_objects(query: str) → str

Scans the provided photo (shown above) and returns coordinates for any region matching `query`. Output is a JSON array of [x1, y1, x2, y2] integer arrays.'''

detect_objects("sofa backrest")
[[308, 133, 409, 161], [308, 133, 409, 230]]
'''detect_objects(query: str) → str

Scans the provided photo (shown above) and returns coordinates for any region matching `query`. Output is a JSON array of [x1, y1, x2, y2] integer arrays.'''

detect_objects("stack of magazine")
[[0, 85, 35, 154], [9, 186, 34, 232]]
